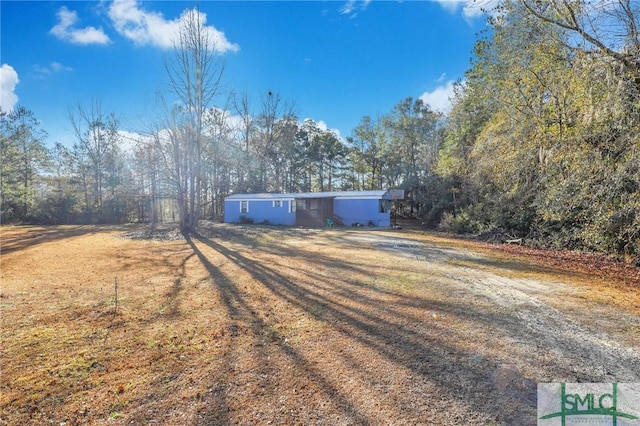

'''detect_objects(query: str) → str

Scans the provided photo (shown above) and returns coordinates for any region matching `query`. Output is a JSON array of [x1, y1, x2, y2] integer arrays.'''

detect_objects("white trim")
[[335, 196, 387, 200], [239, 200, 249, 213], [225, 190, 389, 201]]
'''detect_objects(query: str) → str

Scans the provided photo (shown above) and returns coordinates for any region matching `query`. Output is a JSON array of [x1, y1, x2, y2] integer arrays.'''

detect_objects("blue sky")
[[1, 0, 490, 147]]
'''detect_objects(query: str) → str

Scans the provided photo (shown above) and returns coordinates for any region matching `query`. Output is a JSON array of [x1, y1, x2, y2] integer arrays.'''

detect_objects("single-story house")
[[224, 190, 393, 227]]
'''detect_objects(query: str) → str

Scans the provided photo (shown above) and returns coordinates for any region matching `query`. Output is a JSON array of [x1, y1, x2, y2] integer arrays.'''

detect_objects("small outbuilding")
[[224, 190, 393, 227]]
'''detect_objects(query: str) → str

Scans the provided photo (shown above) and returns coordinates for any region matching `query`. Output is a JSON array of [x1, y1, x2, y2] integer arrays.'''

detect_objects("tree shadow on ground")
[[186, 234, 372, 425], [327, 230, 589, 282], [187, 232, 540, 425], [0, 224, 136, 254]]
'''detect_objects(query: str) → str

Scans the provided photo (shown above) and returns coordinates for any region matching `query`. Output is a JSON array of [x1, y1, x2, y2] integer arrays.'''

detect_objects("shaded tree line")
[[0, 95, 441, 228], [2, 0, 638, 257], [436, 0, 639, 256]]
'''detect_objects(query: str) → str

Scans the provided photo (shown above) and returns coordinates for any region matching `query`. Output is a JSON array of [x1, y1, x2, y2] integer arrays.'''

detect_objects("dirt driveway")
[[1, 223, 638, 425]]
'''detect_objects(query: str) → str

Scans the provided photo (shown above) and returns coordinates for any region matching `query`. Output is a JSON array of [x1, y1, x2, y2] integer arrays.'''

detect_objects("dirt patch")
[[1, 223, 638, 425]]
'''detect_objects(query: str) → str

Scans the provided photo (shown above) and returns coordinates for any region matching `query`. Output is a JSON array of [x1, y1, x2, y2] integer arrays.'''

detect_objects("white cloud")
[[0, 64, 19, 112], [433, 0, 498, 19], [340, 1, 356, 15], [116, 129, 153, 153], [34, 62, 73, 78], [340, 0, 371, 17], [221, 110, 246, 133], [302, 118, 343, 140], [50, 7, 111, 45], [419, 80, 456, 114], [108, 0, 239, 53], [434, 0, 462, 14], [50, 62, 73, 73], [312, 119, 329, 132]]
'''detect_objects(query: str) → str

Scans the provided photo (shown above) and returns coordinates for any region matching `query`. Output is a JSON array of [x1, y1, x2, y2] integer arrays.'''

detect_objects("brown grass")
[[1, 223, 638, 425]]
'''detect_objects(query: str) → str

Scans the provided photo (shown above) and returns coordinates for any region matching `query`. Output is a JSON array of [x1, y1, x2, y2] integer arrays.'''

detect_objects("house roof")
[[225, 190, 390, 200]]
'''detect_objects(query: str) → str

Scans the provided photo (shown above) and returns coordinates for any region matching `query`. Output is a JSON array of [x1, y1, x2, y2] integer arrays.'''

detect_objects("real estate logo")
[[538, 383, 640, 425]]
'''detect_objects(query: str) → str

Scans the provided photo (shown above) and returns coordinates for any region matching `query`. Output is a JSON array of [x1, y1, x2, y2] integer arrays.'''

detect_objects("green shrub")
[[438, 207, 490, 234]]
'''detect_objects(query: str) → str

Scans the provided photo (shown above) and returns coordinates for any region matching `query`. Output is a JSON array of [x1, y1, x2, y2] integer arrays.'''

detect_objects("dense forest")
[[1, 1, 638, 257]]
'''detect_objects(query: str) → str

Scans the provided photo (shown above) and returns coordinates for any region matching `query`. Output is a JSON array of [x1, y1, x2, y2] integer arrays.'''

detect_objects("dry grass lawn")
[[1, 222, 639, 425]]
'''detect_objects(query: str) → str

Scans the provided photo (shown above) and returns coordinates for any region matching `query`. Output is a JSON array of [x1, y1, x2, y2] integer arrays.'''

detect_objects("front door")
[[295, 197, 334, 226]]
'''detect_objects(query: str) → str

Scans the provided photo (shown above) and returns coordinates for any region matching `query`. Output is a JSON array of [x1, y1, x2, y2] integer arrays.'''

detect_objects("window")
[[273, 200, 282, 208], [240, 200, 248, 213], [289, 200, 296, 213]]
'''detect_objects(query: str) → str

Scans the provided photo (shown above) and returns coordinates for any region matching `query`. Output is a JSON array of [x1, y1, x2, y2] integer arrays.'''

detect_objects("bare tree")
[[163, 8, 225, 234], [519, 0, 640, 73], [254, 91, 296, 192], [231, 92, 256, 192], [69, 100, 120, 222], [232, 92, 253, 153], [131, 134, 162, 232]]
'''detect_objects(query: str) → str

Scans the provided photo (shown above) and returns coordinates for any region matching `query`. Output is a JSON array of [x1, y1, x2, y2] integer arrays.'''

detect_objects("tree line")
[[438, 0, 639, 257], [1, 1, 638, 257]]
